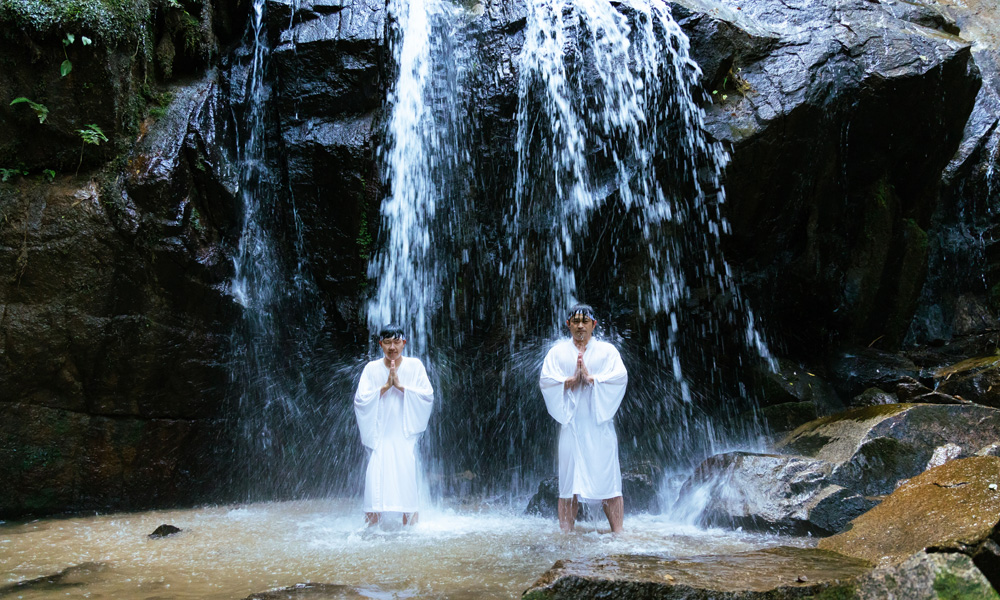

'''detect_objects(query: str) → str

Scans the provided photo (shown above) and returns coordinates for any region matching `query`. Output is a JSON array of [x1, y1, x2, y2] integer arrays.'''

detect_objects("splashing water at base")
[[0, 501, 813, 600]]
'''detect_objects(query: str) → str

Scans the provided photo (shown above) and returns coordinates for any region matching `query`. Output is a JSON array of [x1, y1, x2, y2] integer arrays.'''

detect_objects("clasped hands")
[[381, 360, 405, 394], [564, 352, 595, 390]]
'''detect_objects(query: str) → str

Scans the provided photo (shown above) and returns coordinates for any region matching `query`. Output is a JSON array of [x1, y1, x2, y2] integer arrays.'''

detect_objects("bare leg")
[[602, 496, 624, 533], [403, 512, 419, 526], [364, 512, 381, 527], [558, 496, 579, 532]]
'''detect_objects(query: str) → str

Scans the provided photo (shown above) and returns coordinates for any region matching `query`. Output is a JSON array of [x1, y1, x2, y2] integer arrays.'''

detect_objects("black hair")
[[567, 303, 596, 321], [378, 324, 406, 340]]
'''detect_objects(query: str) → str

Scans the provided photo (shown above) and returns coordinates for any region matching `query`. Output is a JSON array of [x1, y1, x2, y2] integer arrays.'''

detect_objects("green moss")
[[22, 488, 58, 511], [806, 583, 857, 599], [19, 446, 62, 471], [933, 570, 1000, 600], [0, 0, 152, 48], [356, 210, 372, 261]]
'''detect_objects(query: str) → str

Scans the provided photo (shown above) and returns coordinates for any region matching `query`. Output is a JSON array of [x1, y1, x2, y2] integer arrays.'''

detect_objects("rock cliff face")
[[0, 0, 245, 517], [2, 0, 1000, 518]]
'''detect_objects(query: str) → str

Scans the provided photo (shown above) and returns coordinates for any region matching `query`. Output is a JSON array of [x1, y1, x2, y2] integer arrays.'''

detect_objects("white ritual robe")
[[354, 356, 434, 512], [539, 339, 628, 500]]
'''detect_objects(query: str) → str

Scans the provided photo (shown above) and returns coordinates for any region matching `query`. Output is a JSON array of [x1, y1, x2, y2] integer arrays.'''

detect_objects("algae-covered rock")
[[521, 547, 872, 599], [818, 456, 1000, 583]]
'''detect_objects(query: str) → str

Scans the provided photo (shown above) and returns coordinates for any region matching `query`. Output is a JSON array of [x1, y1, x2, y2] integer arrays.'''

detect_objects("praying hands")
[[564, 352, 595, 390], [381, 359, 405, 394]]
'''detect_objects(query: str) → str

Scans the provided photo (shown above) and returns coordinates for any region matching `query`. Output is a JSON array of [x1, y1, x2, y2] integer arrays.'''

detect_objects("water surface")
[[1, 500, 811, 599]]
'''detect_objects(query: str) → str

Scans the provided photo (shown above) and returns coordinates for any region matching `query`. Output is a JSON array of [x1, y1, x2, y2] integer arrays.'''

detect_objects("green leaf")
[[77, 124, 108, 145], [60, 60, 72, 77], [10, 97, 49, 124], [81, 36, 92, 46], [64, 33, 75, 45]]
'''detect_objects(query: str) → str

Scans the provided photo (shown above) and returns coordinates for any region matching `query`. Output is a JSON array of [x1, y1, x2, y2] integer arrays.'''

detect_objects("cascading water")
[[368, 0, 471, 356], [367, 0, 777, 502], [508, 0, 775, 488], [229, 0, 325, 500]]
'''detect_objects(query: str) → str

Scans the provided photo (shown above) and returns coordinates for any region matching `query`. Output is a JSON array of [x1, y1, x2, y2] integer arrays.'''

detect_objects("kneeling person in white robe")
[[539, 304, 628, 533], [354, 325, 434, 526]]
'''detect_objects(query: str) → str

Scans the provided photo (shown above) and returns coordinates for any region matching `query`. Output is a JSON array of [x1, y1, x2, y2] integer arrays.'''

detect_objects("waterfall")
[[367, 0, 470, 356], [505, 0, 776, 489], [229, 0, 324, 499], [364, 0, 776, 498]]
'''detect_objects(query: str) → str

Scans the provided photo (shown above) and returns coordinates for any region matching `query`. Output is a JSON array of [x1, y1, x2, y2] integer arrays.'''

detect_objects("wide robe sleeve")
[[400, 358, 434, 439], [540, 344, 576, 425], [354, 362, 383, 449], [591, 343, 628, 425]]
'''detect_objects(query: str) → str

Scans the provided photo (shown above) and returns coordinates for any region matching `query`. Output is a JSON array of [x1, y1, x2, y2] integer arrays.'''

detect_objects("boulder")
[[849, 387, 898, 409], [776, 403, 1000, 496], [521, 547, 873, 600], [759, 402, 819, 438], [834, 551, 998, 600], [681, 0, 980, 354], [756, 359, 844, 415], [522, 548, 1000, 599], [680, 452, 876, 535], [935, 355, 1000, 409], [679, 404, 1000, 536], [148, 524, 182, 538], [244, 583, 374, 599], [829, 349, 922, 400], [819, 456, 1000, 588], [908, 0, 1000, 346]]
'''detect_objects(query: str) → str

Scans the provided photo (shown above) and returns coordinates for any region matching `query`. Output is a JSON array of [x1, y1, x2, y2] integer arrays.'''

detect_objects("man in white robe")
[[539, 304, 628, 532], [354, 325, 434, 526]]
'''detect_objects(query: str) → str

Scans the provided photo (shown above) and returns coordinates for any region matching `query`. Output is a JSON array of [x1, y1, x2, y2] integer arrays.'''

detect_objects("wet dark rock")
[[819, 456, 1000, 590], [0, 72, 237, 519], [679, 451, 875, 536], [521, 547, 873, 600], [0, 562, 107, 596], [681, 0, 979, 355], [849, 387, 898, 408], [757, 359, 844, 415], [524, 466, 660, 519], [909, 0, 1000, 347], [829, 349, 922, 400], [934, 355, 1000, 409], [148, 524, 182, 538], [895, 376, 970, 405], [760, 402, 818, 439], [244, 583, 377, 599], [777, 403, 1000, 496], [267, 0, 384, 324]]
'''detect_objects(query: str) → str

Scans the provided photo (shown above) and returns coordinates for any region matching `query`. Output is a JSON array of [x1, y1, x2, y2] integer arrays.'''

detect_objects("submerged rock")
[[148, 524, 182, 538], [521, 547, 872, 599], [244, 583, 377, 599]]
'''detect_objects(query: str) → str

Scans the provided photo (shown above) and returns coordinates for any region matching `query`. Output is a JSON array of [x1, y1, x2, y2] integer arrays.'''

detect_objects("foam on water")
[[0, 501, 811, 600]]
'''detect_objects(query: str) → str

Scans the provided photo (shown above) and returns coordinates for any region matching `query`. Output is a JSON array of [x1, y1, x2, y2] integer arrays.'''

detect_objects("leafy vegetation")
[[10, 97, 49, 123], [60, 31, 92, 76], [75, 123, 107, 174], [0, 0, 153, 48]]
